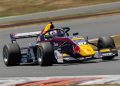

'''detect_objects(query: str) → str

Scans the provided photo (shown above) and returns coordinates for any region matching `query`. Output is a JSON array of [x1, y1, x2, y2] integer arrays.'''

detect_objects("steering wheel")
[[62, 27, 70, 36], [43, 29, 65, 38]]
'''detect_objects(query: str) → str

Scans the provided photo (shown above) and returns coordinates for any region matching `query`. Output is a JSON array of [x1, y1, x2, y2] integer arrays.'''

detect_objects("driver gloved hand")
[[44, 35, 53, 39]]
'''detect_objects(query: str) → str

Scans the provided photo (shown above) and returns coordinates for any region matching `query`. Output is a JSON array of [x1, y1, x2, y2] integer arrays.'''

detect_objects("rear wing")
[[10, 22, 54, 43], [10, 31, 41, 42]]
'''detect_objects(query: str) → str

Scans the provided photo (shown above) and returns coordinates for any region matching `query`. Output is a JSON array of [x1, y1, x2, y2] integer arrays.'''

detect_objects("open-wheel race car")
[[3, 23, 118, 66]]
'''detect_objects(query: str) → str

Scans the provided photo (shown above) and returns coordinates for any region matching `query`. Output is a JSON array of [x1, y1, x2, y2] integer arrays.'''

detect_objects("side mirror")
[[73, 32, 79, 36]]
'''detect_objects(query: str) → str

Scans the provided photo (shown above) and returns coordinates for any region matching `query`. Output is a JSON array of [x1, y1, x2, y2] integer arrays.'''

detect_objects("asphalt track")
[[0, 14, 120, 77]]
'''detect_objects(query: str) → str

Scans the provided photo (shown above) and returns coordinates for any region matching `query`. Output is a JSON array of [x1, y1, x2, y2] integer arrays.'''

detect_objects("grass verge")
[[0, 0, 120, 17], [113, 35, 120, 49]]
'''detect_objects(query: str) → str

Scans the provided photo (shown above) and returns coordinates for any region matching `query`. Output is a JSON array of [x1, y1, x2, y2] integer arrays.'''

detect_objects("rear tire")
[[3, 43, 21, 66], [37, 42, 54, 66]]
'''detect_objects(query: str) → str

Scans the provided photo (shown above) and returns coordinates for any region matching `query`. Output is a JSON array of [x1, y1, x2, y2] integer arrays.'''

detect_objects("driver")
[[41, 22, 64, 37], [49, 29, 64, 37]]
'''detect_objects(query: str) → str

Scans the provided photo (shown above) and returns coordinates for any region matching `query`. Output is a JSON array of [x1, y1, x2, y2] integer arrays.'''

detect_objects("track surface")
[[0, 14, 120, 77]]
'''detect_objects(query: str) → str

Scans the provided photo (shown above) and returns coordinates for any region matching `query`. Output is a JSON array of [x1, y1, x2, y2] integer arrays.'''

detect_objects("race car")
[[3, 23, 118, 66]]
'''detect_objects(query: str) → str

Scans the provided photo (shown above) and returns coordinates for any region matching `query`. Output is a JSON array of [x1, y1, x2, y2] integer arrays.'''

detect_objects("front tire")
[[97, 37, 115, 50], [102, 56, 114, 60], [3, 43, 21, 66], [97, 37, 117, 60]]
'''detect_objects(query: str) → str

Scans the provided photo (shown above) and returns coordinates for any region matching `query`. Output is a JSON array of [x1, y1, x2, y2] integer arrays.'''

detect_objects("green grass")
[[0, 0, 120, 17]]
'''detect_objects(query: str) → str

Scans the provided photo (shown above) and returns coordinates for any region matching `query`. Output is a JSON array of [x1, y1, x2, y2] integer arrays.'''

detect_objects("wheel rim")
[[37, 47, 43, 64], [3, 47, 8, 64]]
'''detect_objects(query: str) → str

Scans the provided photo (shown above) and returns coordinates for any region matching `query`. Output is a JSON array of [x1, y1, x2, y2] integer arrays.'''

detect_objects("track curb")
[[0, 75, 120, 86]]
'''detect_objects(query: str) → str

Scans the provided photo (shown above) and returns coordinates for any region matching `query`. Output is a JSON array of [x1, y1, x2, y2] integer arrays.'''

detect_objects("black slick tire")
[[37, 42, 54, 66], [97, 37, 117, 60], [3, 43, 21, 66]]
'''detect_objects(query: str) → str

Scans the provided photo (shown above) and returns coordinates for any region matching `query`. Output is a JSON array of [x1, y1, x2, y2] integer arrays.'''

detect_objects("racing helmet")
[[49, 29, 64, 37]]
